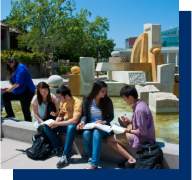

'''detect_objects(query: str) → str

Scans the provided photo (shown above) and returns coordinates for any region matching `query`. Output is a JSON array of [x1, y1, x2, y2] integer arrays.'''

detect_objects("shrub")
[[1, 50, 44, 63]]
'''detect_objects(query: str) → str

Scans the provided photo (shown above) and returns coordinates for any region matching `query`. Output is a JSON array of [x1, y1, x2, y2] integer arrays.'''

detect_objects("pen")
[[122, 114, 126, 119]]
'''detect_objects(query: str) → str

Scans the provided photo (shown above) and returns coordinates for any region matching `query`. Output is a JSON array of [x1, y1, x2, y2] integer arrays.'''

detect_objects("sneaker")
[[3, 115, 16, 119], [118, 160, 135, 169], [56, 154, 71, 168], [52, 147, 63, 156], [88, 158, 92, 164]]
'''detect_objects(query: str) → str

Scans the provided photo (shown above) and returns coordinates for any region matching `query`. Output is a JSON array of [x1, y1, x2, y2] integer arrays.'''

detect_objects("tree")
[[6, 0, 116, 62]]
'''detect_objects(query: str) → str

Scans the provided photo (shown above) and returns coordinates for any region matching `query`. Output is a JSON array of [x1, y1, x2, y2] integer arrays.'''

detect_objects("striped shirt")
[[90, 99, 103, 123]]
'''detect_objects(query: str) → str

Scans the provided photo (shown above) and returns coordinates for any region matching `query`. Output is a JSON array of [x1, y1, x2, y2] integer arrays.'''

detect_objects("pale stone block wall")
[[80, 57, 95, 95]]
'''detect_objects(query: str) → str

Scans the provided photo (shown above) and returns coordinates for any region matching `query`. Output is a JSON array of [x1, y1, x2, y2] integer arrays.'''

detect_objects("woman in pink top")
[[31, 82, 59, 129]]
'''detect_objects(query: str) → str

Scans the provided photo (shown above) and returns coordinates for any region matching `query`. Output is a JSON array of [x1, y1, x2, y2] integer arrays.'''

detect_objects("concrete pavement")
[[1, 138, 119, 169], [0, 75, 107, 89]]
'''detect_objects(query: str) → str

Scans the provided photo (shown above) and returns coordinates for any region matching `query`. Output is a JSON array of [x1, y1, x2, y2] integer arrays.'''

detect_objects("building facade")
[[1, 21, 24, 50], [161, 27, 179, 47]]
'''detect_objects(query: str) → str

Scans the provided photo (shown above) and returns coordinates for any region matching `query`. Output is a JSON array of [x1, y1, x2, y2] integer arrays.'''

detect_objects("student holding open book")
[[77, 81, 114, 169], [107, 86, 156, 169], [31, 82, 59, 129]]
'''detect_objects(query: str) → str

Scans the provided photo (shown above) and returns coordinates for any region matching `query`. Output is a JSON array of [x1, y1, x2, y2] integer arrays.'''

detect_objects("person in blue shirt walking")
[[2, 57, 35, 122], [0, 93, 4, 117]]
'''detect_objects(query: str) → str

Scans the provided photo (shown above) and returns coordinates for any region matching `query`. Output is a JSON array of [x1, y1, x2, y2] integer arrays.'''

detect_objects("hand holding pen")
[[121, 114, 130, 122]]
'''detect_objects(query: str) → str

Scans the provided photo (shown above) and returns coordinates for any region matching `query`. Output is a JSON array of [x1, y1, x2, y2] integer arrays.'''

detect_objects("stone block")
[[145, 82, 173, 93], [174, 74, 179, 83], [47, 75, 63, 87], [96, 62, 151, 72], [50, 87, 61, 106], [68, 74, 81, 95], [1, 120, 179, 169], [135, 85, 160, 104], [151, 53, 164, 82], [149, 92, 179, 113], [173, 82, 179, 98], [109, 57, 122, 63], [157, 63, 175, 85], [112, 71, 146, 85], [127, 72, 146, 85], [80, 57, 95, 95], [105, 82, 127, 96]]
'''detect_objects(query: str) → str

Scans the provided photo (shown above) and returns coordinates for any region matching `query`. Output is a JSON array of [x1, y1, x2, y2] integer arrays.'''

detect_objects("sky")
[[1, 0, 179, 49]]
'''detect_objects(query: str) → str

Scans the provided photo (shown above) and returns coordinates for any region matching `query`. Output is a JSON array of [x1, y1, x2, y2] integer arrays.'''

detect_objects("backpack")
[[16, 125, 52, 160], [135, 140, 164, 169]]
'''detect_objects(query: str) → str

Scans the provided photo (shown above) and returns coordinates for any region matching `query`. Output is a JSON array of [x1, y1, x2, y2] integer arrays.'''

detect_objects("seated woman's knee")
[[83, 130, 92, 140]]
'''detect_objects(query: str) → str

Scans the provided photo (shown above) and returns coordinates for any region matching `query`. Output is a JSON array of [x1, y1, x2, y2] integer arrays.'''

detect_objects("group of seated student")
[[28, 80, 155, 169], [2, 57, 155, 168]]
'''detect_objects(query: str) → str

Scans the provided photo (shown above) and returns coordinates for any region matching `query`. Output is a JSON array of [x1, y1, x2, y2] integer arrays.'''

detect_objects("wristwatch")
[[129, 129, 132, 133]]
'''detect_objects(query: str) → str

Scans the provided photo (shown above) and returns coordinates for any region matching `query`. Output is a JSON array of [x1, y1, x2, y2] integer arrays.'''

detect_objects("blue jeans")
[[44, 123, 76, 157], [83, 128, 109, 167]]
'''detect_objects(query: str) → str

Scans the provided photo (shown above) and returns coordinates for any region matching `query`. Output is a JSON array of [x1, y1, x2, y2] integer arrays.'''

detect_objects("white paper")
[[41, 119, 55, 126], [83, 123, 112, 133], [112, 123, 125, 134]]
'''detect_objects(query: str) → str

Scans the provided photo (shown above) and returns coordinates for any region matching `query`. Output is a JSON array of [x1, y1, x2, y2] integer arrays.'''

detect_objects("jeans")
[[44, 122, 76, 157], [2, 86, 34, 121], [83, 128, 109, 167]]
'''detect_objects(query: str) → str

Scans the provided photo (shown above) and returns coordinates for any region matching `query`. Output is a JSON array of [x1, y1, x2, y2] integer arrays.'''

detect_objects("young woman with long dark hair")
[[2, 57, 35, 121], [31, 82, 59, 128], [77, 80, 114, 169]]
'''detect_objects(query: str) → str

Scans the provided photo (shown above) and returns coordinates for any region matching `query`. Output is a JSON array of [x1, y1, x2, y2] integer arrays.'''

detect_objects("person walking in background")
[[44, 85, 82, 168], [2, 57, 35, 122], [31, 82, 59, 129], [77, 81, 114, 169], [0, 93, 4, 117], [107, 85, 156, 169]]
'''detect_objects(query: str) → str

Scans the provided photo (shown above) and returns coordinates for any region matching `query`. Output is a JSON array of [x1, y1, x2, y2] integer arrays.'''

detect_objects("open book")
[[41, 119, 55, 126], [83, 123, 112, 133], [112, 123, 126, 134]]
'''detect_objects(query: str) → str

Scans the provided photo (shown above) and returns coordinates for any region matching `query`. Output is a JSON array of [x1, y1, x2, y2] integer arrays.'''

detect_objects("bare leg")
[[107, 134, 136, 163]]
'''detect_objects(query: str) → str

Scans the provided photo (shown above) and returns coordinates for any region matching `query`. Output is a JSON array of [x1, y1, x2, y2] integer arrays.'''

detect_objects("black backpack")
[[135, 140, 164, 169], [17, 125, 52, 160]]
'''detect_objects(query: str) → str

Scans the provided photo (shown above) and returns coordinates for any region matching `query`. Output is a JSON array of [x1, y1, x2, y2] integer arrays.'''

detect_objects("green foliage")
[[1, 50, 44, 63], [6, 0, 116, 62], [59, 64, 68, 75]]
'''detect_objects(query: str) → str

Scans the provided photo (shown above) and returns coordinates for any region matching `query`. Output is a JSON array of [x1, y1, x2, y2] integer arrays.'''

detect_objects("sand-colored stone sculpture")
[[96, 62, 151, 72], [149, 92, 179, 113], [80, 57, 95, 96], [150, 47, 164, 82], [47, 75, 63, 87], [135, 85, 160, 104], [173, 74, 179, 98], [71, 66, 80, 74], [68, 74, 81, 95], [130, 33, 148, 63]]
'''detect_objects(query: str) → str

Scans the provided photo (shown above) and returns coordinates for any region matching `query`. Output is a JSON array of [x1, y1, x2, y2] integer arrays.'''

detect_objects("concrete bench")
[[1, 119, 179, 169]]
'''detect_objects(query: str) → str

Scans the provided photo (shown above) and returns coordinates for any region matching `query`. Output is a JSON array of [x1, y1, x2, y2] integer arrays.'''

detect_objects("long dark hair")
[[7, 57, 20, 84], [37, 82, 52, 106], [83, 80, 108, 117]]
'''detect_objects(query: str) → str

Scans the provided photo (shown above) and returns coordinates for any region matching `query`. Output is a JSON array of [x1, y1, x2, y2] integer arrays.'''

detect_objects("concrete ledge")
[[1, 119, 179, 169]]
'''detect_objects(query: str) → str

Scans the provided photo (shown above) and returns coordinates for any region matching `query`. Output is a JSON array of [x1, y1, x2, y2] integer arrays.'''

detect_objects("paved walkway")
[[0, 75, 107, 88], [1, 138, 119, 169]]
